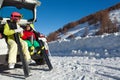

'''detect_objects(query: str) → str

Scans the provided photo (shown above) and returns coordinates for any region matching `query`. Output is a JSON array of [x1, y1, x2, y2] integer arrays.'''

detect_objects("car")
[[0, 0, 41, 64], [0, 0, 53, 77]]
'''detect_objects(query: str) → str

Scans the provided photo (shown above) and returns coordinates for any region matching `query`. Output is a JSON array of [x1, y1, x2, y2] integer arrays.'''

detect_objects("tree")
[[95, 10, 119, 35]]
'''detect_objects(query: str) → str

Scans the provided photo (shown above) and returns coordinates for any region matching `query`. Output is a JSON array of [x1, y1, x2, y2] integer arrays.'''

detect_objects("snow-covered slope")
[[57, 9, 120, 40], [109, 9, 120, 23], [49, 32, 120, 58]]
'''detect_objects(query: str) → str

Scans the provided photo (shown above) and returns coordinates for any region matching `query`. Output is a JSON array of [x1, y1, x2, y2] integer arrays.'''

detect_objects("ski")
[[14, 33, 30, 77], [38, 40, 53, 70]]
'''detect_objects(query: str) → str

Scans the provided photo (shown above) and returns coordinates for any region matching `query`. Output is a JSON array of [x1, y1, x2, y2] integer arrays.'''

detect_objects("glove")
[[14, 27, 23, 33]]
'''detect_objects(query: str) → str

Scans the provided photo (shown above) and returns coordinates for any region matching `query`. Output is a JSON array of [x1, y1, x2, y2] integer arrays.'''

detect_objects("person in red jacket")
[[22, 24, 40, 55]]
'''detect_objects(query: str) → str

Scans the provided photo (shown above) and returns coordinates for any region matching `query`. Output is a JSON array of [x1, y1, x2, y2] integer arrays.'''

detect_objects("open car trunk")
[[0, 0, 41, 24], [0, 0, 40, 64]]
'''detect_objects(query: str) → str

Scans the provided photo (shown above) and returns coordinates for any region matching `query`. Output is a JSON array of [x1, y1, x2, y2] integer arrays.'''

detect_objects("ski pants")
[[25, 40, 40, 48], [7, 39, 31, 64]]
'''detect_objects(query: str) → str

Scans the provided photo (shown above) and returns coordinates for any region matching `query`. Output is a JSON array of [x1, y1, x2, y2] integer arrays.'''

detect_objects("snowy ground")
[[0, 33, 120, 80], [0, 57, 120, 80]]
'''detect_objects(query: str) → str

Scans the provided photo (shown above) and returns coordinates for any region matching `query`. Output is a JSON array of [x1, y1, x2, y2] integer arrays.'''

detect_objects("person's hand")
[[14, 27, 23, 33]]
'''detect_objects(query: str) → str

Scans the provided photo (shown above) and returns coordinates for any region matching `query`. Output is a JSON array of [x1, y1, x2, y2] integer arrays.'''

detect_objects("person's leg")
[[8, 39, 18, 63], [33, 40, 40, 48], [33, 40, 41, 54], [25, 40, 34, 55], [20, 39, 31, 61], [25, 40, 32, 47], [7, 39, 17, 68]]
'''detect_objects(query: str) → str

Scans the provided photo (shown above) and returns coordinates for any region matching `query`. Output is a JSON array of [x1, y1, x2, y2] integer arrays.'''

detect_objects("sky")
[[34, 0, 120, 35]]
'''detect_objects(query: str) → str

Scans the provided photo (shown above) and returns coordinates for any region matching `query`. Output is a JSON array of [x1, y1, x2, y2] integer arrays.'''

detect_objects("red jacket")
[[22, 30, 36, 40]]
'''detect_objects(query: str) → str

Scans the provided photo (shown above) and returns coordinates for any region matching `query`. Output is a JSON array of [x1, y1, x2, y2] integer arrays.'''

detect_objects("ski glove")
[[14, 27, 23, 33]]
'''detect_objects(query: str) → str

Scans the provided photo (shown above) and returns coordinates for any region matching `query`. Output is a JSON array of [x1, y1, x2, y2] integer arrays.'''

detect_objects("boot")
[[8, 63, 15, 69]]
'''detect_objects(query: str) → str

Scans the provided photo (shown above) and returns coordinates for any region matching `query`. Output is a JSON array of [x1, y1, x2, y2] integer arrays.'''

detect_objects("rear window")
[[0, 6, 33, 20]]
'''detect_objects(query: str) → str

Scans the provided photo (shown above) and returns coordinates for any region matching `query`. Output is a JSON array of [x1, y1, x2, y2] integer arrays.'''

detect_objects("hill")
[[47, 3, 120, 42]]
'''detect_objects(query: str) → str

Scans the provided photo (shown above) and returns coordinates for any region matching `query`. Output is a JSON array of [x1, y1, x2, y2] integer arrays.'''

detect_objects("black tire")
[[34, 58, 45, 65]]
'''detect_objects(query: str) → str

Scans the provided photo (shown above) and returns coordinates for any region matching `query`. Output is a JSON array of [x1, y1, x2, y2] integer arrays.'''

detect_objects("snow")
[[0, 32, 120, 80], [109, 9, 120, 23], [25, 0, 41, 6], [0, 57, 120, 80], [0, 9, 120, 80], [49, 32, 120, 58]]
